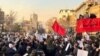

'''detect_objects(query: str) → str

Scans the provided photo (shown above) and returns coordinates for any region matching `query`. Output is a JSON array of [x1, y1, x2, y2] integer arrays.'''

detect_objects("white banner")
[[77, 49, 88, 56]]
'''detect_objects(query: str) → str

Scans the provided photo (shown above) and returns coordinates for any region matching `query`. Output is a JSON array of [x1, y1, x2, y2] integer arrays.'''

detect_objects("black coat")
[[5, 48, 16, 56], [62, 42, 73, 56], [18, 45, 27, 56]]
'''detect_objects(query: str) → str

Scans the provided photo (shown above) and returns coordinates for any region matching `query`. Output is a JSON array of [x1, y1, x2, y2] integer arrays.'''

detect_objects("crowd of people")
[[0, 13, 99, 56], [0, 31, 99, 56]]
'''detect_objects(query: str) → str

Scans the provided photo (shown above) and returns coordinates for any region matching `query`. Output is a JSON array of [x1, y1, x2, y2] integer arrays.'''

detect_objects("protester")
[[5, 43, 17, 56], [0, 30, 99, 56]]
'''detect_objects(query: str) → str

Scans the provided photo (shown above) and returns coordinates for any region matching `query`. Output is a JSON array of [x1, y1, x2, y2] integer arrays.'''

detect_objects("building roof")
[[75, 2, 86, 12]]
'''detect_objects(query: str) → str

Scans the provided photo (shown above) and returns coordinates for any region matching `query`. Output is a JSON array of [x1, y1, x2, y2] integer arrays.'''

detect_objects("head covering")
[[9, 43, 14, 48], [64, 38, 68, 42]]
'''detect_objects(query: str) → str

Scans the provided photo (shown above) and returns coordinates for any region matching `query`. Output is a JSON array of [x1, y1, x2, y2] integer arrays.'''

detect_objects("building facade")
[[75, 0, 100, 18], [30, 13, 38, 30], [58, 0, 100, 33], [21, 13, 38, 33], [21, 20, 32, 32], [58, 9, 77, 33]]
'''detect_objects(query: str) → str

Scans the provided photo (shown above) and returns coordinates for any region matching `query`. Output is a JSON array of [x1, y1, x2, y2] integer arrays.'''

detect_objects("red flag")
[[52, 21, 59, 32], [57, 25, 66, 36], [52, 21, 66, 36]]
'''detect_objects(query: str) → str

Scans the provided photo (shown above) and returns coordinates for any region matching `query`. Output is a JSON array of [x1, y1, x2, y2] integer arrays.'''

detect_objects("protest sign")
[[77, 49, 88, 56]]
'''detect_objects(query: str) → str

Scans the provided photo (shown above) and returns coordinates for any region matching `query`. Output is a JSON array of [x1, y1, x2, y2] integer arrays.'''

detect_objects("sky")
[[0, 0, 84, 23]]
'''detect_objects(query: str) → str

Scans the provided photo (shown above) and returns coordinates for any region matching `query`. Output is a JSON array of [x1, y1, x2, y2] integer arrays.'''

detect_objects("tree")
[[45, 17, 57, 33], [4, 11, 17, 32], [12, 23, 22, 32]]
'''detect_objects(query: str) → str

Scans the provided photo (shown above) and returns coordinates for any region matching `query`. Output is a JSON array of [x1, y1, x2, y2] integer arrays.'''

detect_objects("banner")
[[77, 49, 88, 56], [76, 18, 100, 33], [52, 21, 66, 36]]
